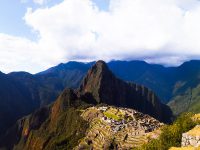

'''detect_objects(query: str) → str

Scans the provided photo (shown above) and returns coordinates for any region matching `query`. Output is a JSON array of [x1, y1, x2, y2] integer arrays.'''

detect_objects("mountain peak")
[[89, 60, 110, 76], [78, 60, 113, 103], [78, 60, 172, 122], [95, 60, 107, 67]]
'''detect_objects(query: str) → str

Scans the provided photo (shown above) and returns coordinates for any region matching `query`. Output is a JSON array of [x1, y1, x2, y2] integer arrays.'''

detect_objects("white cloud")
[[33, 0, 46, 5], [21, 0, 47, 5], [2, 0, 200, 73], [0, 33, 56, 73]]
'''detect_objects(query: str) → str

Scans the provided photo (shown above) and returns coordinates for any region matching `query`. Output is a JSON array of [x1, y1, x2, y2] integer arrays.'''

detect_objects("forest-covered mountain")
[[37, 60, 200, 116], [1, 60, 200, 138], [0, 62, 92, 136], [0, 61, 171, 150]]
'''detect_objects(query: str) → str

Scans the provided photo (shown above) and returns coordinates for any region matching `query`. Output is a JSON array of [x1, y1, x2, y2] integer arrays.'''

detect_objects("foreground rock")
[[169, 114, 200, 150], [181, 125, 200, 147]]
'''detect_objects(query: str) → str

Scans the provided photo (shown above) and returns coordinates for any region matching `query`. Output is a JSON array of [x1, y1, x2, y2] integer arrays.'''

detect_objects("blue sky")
[[0, 0, 30, 37], [0, 0, 109, 39], [1, 0, 200, 73]]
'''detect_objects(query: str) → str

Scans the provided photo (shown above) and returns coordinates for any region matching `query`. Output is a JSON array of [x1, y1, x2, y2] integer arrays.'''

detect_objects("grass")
[[103, 111, 121, 121], [137, 113, 198, 150], [169, 146, 198, 150], [77, 109, 85, 112], [192, 114, 200, 121], [186, 125, 200, 136], [169, 84, 200, 116], [102, 107, 126, 121]]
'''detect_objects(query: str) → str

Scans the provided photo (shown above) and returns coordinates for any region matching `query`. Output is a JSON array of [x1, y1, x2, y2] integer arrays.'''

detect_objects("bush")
[[137, 112, 198, 150]]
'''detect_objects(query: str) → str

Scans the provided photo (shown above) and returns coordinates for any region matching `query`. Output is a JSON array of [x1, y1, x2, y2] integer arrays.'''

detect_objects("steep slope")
[[36, 60, 178, 104], [79, 61, 172, 122], [0, 61, 171, 150], [168, 83, 200, 115], [0, 62, 92, 137], [108, 61, 176, 103], [39, 60, 200, 116], [168, 61, 200, 115], [38, 60, 176, 103], [1, 59, 200, 139], [0, 89, 89, 150], [36, 61, 93, 90], [9, 61, 93, 106], [0, 72, 39, 136]]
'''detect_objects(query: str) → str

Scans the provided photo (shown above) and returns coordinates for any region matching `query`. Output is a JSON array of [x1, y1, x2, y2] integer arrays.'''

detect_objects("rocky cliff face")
[[0, 60, 172, 150], [79, 60, 172, 122]]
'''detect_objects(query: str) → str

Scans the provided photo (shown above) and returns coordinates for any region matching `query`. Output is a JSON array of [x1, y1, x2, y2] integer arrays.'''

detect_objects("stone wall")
[[181, 125, 200, 147]]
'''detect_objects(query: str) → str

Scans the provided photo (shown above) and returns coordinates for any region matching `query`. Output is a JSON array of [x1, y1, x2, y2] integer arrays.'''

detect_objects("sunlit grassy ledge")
[[169, 146, 200, 150]]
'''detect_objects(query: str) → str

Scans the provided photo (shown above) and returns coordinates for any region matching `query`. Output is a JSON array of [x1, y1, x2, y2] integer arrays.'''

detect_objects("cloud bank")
[[20, 0, 47, 5], [2, 0, 200, 73]]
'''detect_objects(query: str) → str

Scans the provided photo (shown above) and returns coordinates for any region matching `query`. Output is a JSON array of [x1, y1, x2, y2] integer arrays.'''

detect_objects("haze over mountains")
[[0, 60, 200, 139]]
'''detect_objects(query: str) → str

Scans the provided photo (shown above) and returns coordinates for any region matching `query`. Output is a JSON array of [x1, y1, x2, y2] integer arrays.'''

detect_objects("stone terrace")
[[75, 106, 163, 150]]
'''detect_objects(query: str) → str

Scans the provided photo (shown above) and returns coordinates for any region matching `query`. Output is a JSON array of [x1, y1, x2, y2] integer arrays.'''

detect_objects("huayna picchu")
[[0, 60, 172, 150]]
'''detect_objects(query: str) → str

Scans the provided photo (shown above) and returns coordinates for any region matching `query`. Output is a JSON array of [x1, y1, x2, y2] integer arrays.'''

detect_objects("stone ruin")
[[98, 106, 163, 133], [181, 125, 200, 147]]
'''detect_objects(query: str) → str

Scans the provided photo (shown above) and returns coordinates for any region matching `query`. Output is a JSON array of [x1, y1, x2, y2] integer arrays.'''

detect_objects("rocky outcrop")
[[181, 125, 200, 147], [79, 60, 172, 123]]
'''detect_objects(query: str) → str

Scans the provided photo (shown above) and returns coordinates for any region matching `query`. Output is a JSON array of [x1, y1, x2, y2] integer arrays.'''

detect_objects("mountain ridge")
[[1, 59, 200, 138], [78, 60, 171, 122], [0, 60, 170, 149]]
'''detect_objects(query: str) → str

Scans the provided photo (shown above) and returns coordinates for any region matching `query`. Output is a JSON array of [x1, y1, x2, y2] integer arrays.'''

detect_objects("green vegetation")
[[137, 113, 200, 150], [169, 146, 198, 150], [103, 108, 125, 121], [103, 111, 122, 121], [12, 107, 89, 150], [169, 84, 200, 116]]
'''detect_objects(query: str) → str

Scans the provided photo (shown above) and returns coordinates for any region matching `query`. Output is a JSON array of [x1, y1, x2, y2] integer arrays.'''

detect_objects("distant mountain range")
[[1, 60, 200, 138], [0, 61, 171, 149], [36, 59, 200, 116]]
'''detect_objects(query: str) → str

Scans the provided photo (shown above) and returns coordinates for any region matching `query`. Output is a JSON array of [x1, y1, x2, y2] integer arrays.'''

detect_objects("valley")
[[2, 0, 200, 149], [0, 60, 171, 150], [0, 60, 200, 150]]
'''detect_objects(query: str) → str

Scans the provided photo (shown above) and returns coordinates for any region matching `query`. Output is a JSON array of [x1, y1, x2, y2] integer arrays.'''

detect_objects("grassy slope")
[[169, 84, 200, 116], [13, 107, 89, 150], [137, 113, 200, 150]]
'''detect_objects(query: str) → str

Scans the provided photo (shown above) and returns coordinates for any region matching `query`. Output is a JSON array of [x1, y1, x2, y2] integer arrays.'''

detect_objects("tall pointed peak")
[[78, 60, 114, 103], [89, 60, 110, 75], [95, 60, 107, 67], [78, 60, 172, 123], [80, 60, 113, 84]]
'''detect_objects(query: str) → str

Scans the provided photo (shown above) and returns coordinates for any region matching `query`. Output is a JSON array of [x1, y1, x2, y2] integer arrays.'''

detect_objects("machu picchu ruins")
[[75, 106, 163, 149]]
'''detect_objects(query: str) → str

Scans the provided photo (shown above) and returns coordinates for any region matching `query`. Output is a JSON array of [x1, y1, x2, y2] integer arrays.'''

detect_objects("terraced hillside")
[[76, 106, 163, 149]]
